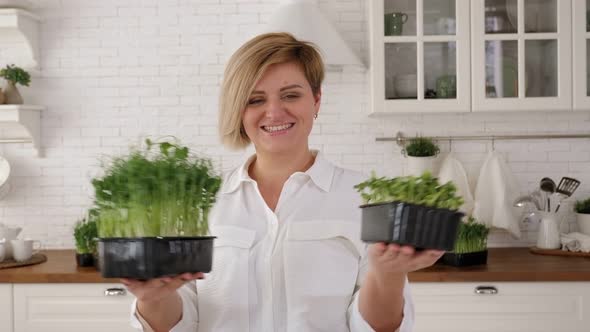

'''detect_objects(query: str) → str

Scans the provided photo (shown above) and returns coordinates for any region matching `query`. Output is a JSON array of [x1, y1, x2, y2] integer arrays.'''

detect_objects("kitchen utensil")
[[530, 190, 545, 211], [556, 177, 580, 197], [540, 177, 556, 211], [554, 177, 581, 213], [513, 194, 541, 211]]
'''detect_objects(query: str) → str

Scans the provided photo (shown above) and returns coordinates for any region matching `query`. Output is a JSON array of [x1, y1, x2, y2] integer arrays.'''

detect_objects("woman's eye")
[[283, 94, 299, 100], [248, 99, 263, 105]]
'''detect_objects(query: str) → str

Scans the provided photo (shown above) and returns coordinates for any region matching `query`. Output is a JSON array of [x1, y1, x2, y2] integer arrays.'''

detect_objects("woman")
[[123, 32, 443, 332]]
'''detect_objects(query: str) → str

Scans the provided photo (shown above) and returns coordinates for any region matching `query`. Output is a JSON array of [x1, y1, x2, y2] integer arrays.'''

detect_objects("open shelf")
[[0, 104, 43, 156]]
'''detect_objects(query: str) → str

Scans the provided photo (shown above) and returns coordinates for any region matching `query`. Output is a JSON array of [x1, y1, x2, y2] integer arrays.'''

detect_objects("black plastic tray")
[[98, 236, 215, 279], [441, 250, 488, 266], [360, 201, 463, 250]]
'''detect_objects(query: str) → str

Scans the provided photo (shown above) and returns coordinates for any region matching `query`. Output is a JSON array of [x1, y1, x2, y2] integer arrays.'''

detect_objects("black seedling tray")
[[360, 201, 463, 251], [440, 250, 488, 267], [98, 236, 214, 279]]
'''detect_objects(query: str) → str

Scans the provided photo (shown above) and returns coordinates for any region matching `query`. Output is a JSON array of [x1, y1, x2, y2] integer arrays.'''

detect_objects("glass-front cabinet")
[[573, 0, 590, 110], [471, 0, 571, 111], [369, 0, 471, 114]]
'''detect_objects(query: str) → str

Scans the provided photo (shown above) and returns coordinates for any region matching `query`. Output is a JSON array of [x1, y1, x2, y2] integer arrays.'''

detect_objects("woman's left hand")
[[368, 243, 444, 279]]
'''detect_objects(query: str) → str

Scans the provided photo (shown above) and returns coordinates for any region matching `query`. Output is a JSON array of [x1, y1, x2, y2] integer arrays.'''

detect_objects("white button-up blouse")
[[131, 151, 414, 332]]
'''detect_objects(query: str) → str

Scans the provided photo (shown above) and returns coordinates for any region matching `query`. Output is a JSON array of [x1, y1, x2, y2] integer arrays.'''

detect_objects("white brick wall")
[[0, 0, 588, 249]]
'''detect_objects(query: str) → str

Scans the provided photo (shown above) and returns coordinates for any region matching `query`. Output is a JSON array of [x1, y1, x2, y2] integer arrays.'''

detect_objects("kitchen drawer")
[[412, 282, 590, 332], [13, 283, 135, 332], [0, 284, 13, 332]]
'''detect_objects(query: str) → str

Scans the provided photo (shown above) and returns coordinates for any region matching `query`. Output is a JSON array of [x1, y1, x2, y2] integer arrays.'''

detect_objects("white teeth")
[[263, 123, 293, 132]]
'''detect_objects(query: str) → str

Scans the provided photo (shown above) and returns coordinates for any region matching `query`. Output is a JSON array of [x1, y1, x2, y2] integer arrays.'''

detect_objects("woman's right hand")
[[121, 272, 204, 304]]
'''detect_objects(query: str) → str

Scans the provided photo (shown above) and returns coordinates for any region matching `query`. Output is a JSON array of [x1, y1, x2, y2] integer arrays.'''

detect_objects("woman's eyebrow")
[[251, 84, 303, 95]]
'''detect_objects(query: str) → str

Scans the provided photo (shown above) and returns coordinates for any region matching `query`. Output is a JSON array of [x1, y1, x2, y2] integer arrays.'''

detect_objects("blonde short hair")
[[218, 32, 325, 150]]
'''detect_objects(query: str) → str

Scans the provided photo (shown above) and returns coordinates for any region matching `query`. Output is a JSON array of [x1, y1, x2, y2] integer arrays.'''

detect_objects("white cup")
[[0, 239, 5, 263], [10, 239, 41, 262]]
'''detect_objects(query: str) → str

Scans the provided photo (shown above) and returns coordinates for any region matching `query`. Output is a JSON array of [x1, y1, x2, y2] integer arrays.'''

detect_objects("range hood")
[[263, 0, 364, 70]]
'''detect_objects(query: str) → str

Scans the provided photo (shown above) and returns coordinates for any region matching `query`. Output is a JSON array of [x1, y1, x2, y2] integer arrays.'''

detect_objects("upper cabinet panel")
[[370, 0, 471, 115], [471, 0, 571, 112], [573, 0, 590, 111]]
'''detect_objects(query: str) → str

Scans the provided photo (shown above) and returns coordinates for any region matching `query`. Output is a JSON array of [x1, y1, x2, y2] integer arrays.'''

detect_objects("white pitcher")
[[537, 212, 560, 249], [0, 224, 22, 259]]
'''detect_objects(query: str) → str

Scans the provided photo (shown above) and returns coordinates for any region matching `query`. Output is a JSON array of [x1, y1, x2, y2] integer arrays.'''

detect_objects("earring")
[[314, 113, 318, 120]]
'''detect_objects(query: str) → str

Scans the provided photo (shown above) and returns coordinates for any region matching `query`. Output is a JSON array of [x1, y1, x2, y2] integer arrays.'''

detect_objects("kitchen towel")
[[561, 232, 590, 253], [438, 153, 474, 216], [472, 151, 521, 238]]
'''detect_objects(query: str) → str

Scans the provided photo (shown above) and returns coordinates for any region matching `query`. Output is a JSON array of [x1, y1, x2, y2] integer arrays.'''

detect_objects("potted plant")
[[0, 64, 31, 105], [575, 198, 590, 235], [92, 138, 221, 279], [403, 136, 440, 176], [355, 172, 464, 250], [440, 216, 490, 266], [73, 217, 98, 267]]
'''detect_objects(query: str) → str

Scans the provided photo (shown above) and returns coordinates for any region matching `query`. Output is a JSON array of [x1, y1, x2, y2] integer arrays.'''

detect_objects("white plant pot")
[[405, 156, 436, 176], [577, 213, 590, 236]]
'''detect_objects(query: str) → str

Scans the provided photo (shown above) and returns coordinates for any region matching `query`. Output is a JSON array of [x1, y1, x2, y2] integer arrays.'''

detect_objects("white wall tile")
[[0, 0, 588, 248]]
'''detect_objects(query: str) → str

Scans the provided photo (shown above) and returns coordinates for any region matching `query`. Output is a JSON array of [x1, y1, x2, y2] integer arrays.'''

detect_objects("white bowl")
[[394, 74, 417, 98]]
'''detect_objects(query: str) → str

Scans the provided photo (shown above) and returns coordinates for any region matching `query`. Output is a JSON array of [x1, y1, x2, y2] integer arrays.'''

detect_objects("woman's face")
[[242, 62, 320, 156]]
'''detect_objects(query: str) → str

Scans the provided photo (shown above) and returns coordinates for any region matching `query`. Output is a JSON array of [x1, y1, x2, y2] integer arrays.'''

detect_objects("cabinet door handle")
[[474, 286, 498, 295], [104, 288, 127, 296]]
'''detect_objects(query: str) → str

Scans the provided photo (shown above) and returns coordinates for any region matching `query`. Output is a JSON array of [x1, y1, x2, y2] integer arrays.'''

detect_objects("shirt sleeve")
[[347, 278, 414, 332], [347, 244, 415, 332], [129, 281, 200, 332]]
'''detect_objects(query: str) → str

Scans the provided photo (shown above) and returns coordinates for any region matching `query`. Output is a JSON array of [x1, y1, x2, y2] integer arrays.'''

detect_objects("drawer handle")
[[104, 288, 127, 296], [474, 286, 498, 295]]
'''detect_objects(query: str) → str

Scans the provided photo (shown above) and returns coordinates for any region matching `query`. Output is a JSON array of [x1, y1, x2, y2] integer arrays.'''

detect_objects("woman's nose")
[[264, 97, 286, 118]]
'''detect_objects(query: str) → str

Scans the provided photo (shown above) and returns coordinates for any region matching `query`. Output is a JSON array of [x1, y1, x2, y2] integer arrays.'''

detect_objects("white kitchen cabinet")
[[369, 0, 578, 114], [0, 284, 14, 332], [13, 283, 135, 332], [573, 0, 590, 110], [471, 0, 572, 112], [412, 282, 590, 332], [369, 0, 472, 114]]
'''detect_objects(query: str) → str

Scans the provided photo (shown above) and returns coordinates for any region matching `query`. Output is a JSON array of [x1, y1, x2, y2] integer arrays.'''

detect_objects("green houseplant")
[[73, 216, 98, 267], [575, 197, 590, 236], [404, 136, 440, 176], [440, 216, 490, 266], [0, 64, 31, 105], [355, 172, 464, 250], [93, 138, 222, 278]]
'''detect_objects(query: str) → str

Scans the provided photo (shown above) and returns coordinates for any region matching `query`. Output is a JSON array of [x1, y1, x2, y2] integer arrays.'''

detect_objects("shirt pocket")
[[197, 225, 255, 331], [284, 221, 363, 330]]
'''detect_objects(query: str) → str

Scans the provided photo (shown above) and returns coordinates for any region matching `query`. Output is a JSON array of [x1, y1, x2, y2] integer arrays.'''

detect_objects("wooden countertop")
[[408, 247, 590, 282], [0, 250, 117, 283], [0, 248, 589, 283]]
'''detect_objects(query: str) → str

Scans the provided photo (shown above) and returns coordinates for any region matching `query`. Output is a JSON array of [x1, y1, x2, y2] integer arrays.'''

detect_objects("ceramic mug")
[[10, 239, 41, 262], [384, 12, 408, 36]]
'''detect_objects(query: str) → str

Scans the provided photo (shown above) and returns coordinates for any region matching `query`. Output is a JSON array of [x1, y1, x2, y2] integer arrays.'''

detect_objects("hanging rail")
[[376, 132, 590, 147]]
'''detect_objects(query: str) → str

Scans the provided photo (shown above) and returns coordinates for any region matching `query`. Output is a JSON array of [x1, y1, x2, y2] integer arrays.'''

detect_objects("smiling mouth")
[[261, 123, 294, 133]]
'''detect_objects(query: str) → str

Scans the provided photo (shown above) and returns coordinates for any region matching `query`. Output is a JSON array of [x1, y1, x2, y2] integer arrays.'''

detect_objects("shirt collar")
[[221, 150, 334, 194]]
